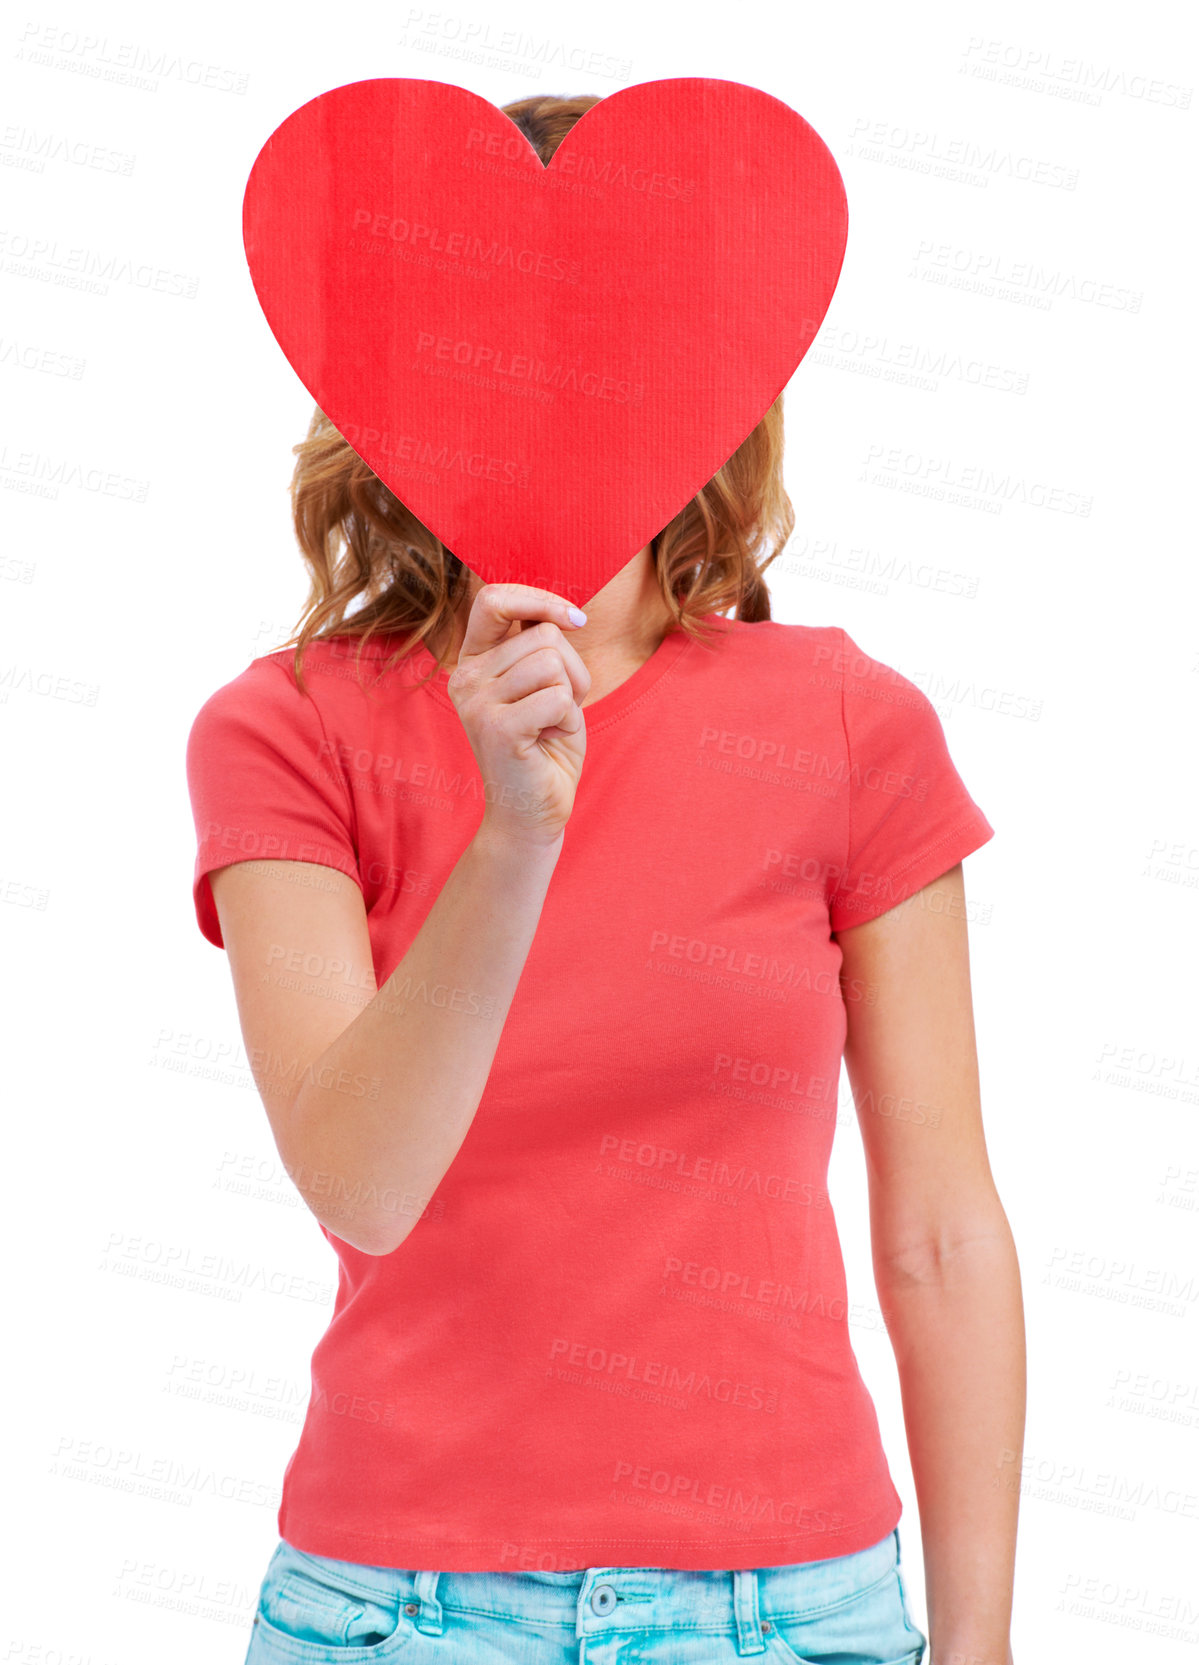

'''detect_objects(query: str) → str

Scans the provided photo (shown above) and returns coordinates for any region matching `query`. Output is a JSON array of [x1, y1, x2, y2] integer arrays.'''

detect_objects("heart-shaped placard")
[[243, 76, 848, 605]]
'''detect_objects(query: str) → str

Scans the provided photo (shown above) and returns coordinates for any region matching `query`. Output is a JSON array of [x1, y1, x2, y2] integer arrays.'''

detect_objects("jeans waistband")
[[277, 1526, 901, 1651]]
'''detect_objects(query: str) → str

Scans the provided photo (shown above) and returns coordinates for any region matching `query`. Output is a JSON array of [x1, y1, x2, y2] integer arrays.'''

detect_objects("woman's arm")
[[834, 861, 1023, 1665], [210, 825, 561, 1258], [205, 586, 591, 1258]]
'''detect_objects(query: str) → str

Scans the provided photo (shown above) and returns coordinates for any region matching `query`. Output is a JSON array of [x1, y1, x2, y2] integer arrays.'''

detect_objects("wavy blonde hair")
[[279, 92, 794, 697]]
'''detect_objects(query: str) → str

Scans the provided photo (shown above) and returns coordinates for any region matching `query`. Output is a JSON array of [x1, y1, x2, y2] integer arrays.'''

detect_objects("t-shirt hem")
[[276, 1494, 904, 1572]]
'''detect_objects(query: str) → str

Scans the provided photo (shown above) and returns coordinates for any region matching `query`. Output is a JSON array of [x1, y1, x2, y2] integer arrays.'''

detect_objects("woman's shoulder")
[[708, 613, 839, 643], [707, 613, 847, 674], [188, 631, 428, 750], [728, 616, 920, 689], [222, 629, 422, 696], [255, 628, 420, 680], [706, 617, 939, 731]]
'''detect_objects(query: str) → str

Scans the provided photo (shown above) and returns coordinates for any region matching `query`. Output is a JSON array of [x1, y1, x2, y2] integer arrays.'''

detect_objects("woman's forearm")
[[874, 1218, 1025, 1664], [284, 823, 562, 1255]]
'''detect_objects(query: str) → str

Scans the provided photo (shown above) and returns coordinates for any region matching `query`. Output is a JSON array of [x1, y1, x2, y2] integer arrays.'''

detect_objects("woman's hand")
[[446, 583, 591, 849]]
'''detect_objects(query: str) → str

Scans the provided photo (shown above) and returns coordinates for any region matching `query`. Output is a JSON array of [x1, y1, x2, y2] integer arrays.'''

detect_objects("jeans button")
[[590, 1583, 618, 1615]]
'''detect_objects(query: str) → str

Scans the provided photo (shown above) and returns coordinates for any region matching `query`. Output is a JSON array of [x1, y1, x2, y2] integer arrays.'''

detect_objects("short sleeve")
[[829, 627, 994, 932], [185, 654, 361, 948]]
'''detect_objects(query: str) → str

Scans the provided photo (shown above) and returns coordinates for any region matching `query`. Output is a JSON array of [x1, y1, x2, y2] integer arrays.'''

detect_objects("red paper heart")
[[243, 77, 848, 605]]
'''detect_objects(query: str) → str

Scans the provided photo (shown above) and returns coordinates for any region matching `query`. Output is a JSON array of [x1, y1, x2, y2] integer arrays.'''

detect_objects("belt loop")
[[733, 1569, 766, 1655], [412, 1570, 443, 1635]]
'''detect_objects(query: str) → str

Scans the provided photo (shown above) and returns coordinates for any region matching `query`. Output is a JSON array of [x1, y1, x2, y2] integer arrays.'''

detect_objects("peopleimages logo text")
[[350, 209, 579, 283]]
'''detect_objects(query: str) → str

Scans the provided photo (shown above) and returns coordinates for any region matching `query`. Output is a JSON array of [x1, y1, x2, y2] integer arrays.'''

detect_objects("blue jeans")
[[244, 1526, 928, 1662]]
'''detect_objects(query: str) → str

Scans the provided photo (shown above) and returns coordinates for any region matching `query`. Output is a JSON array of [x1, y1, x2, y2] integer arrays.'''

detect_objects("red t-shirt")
[[185, 614, 994, 1572]]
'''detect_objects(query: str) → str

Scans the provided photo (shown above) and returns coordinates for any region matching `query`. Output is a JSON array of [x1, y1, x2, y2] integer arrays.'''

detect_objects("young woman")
[[186, 93, 1023, 1665]]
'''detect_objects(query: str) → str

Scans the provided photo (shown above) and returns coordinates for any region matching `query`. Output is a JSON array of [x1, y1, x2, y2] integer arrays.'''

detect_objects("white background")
[[2, 0, 1196, 1659]]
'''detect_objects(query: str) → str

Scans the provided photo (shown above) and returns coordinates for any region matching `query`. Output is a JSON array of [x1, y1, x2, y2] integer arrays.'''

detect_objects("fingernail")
[[567, 605, 588, 626]]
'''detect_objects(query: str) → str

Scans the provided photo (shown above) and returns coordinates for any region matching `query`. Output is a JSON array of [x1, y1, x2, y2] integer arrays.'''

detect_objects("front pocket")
[[254, 1557, 414, 1659], [761, 1560, 926, 1665]]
